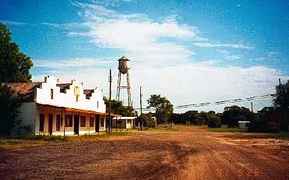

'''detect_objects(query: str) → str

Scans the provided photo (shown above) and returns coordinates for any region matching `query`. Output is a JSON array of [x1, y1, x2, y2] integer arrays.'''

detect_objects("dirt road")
[[0, 127, 289, 180]]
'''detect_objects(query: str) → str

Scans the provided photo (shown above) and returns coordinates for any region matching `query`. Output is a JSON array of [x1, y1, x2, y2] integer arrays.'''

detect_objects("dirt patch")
[[0, 127, 289, 179]]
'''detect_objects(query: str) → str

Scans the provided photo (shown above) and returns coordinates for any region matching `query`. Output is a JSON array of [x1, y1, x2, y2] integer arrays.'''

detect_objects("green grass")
[[0, 131, 133, 149], [208, 127, 247, 133], [271, 131, 289, 140]]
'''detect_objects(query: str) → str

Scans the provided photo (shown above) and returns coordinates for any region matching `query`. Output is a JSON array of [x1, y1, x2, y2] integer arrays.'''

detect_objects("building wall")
[[35, 76, 106, 113], [34, 105, 107, 136]]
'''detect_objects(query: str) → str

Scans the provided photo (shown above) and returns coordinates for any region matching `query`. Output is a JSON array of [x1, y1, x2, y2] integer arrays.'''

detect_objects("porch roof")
[[36, 103, 105, 115]]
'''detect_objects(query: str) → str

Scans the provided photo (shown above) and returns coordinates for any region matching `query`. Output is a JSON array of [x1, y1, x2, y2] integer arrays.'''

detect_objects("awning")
[[37, 103, 106, 115]]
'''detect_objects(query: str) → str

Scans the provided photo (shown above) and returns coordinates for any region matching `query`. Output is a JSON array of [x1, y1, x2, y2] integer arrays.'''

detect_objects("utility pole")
[[109, 69, 112, 134], [140, 86, 143, 131], [250, 102, 254, 113]]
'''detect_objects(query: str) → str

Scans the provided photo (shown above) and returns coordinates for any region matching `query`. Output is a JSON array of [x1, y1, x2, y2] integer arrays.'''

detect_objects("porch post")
[[62, 110, 65, 137]]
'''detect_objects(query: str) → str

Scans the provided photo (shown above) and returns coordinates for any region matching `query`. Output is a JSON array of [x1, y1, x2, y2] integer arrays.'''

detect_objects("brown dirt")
[[0, 126, 289, 180]]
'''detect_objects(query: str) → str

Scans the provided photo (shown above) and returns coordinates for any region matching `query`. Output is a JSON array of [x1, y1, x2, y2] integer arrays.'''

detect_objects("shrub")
[[207, 114, 222, 128]]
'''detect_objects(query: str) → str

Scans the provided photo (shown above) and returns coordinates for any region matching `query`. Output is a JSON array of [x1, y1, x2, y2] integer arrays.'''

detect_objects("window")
[[80, 116, 86, 127], [74, 86, 80, 102], [90, 117, 94, 127], [101, 118, 105, 127], [56, 114, 61, 131], [65, 115, 73, 127], [39, 114, 45, 132], [50, 89, 54, 99]]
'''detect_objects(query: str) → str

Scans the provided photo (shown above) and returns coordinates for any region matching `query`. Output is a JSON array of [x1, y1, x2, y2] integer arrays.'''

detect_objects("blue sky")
[[1, 0, 289, 112]]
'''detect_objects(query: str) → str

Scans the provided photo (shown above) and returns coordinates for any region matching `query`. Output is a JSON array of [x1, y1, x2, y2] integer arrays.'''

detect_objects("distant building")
[[7, 76, 107, 136], [238, 121, 250, 129], [112, 116, 136, 129]]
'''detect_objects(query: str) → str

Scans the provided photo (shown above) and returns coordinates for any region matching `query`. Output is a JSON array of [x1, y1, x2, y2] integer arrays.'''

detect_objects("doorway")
[[95, 115, 100, 132], [48, 114, 53, 135], [74, 115, 79, 135]]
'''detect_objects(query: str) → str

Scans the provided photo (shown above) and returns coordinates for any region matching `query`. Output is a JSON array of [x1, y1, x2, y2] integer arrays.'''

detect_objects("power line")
[[135, 93, 276, 111]]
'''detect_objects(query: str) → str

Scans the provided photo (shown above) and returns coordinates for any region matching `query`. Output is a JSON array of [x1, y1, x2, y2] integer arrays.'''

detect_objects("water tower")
[[116, 56, 132, 107]]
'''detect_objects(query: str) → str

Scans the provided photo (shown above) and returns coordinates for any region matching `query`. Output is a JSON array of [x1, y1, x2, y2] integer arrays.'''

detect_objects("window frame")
[[89, 117, 94, 127], [50, 89, 54, 99], [65, 115, 73, 127], [80, 116, 86, 127]]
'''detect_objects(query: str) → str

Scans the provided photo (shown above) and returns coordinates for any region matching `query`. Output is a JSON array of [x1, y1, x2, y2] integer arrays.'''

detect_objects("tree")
[[103, 97, 136, 116], [207, 111, 221, 128], [138, 113, 155, 128], [0, 23, 33, 83], [0, 85, 21, 135], [249, 107, 279, 132], [223, 105, 254, 127], [274, 80, 289, 131], [147, 94, 173, 124], [0, 23, 33, 135]]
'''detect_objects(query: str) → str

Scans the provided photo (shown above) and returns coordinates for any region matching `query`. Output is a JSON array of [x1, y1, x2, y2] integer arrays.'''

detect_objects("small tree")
[[207, 114, 222, 128], [138, 113, 155, 128], [103, 97, 136, 116], [147, 94, 173, 124]]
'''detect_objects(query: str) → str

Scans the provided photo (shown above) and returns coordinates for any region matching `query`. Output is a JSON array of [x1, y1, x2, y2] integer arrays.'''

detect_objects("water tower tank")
[[118, 56, 129, 74]]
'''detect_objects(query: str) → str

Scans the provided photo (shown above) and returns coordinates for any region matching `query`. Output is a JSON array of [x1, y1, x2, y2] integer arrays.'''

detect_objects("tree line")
[[141, 83, 289, 132]]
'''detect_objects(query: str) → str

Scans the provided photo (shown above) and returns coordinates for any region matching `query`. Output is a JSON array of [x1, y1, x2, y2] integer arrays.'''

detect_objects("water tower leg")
[[126, 71, 132, 107], [116, 71, 121, 101]]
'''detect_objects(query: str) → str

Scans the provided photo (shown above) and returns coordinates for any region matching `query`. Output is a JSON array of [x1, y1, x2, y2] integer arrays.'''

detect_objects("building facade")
[[8, 76, 107, 136]]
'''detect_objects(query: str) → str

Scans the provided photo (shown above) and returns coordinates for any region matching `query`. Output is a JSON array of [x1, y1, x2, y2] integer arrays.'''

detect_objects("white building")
[[7, 76, 107, 136], [112, 116, 136, 129]]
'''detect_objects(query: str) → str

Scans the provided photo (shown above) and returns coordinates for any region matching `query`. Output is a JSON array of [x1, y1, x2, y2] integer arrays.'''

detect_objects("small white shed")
[[112, 117, 136, 129], [238, 121, 250, 129]]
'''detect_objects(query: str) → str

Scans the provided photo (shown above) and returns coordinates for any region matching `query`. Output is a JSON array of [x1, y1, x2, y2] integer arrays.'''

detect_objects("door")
[[39, 114, 45, 132], [48, 114, 53, 135], [74, 115, 79, 135], [95, 115, 100, 132], [56, 114, 61, 131]]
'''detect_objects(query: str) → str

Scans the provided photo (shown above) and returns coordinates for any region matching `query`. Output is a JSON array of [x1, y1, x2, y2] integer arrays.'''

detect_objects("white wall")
[[35, 76, 106, 113]]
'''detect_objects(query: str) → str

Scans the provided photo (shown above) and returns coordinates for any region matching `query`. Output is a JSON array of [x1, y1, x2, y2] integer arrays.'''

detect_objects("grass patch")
[[146, 125, 179, 132], [64, 131, 132, 141], [208, 127, 247, 133], [271, 131, 289, 140], [0, 135, 65, 149], [0, 138, 47, 150]]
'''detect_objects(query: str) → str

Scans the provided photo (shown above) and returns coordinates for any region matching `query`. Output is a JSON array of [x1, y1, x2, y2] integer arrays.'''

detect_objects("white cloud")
[[34, 58, 114, 69], [1, 20, 28, 26], [193, 42, 253, 50]]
